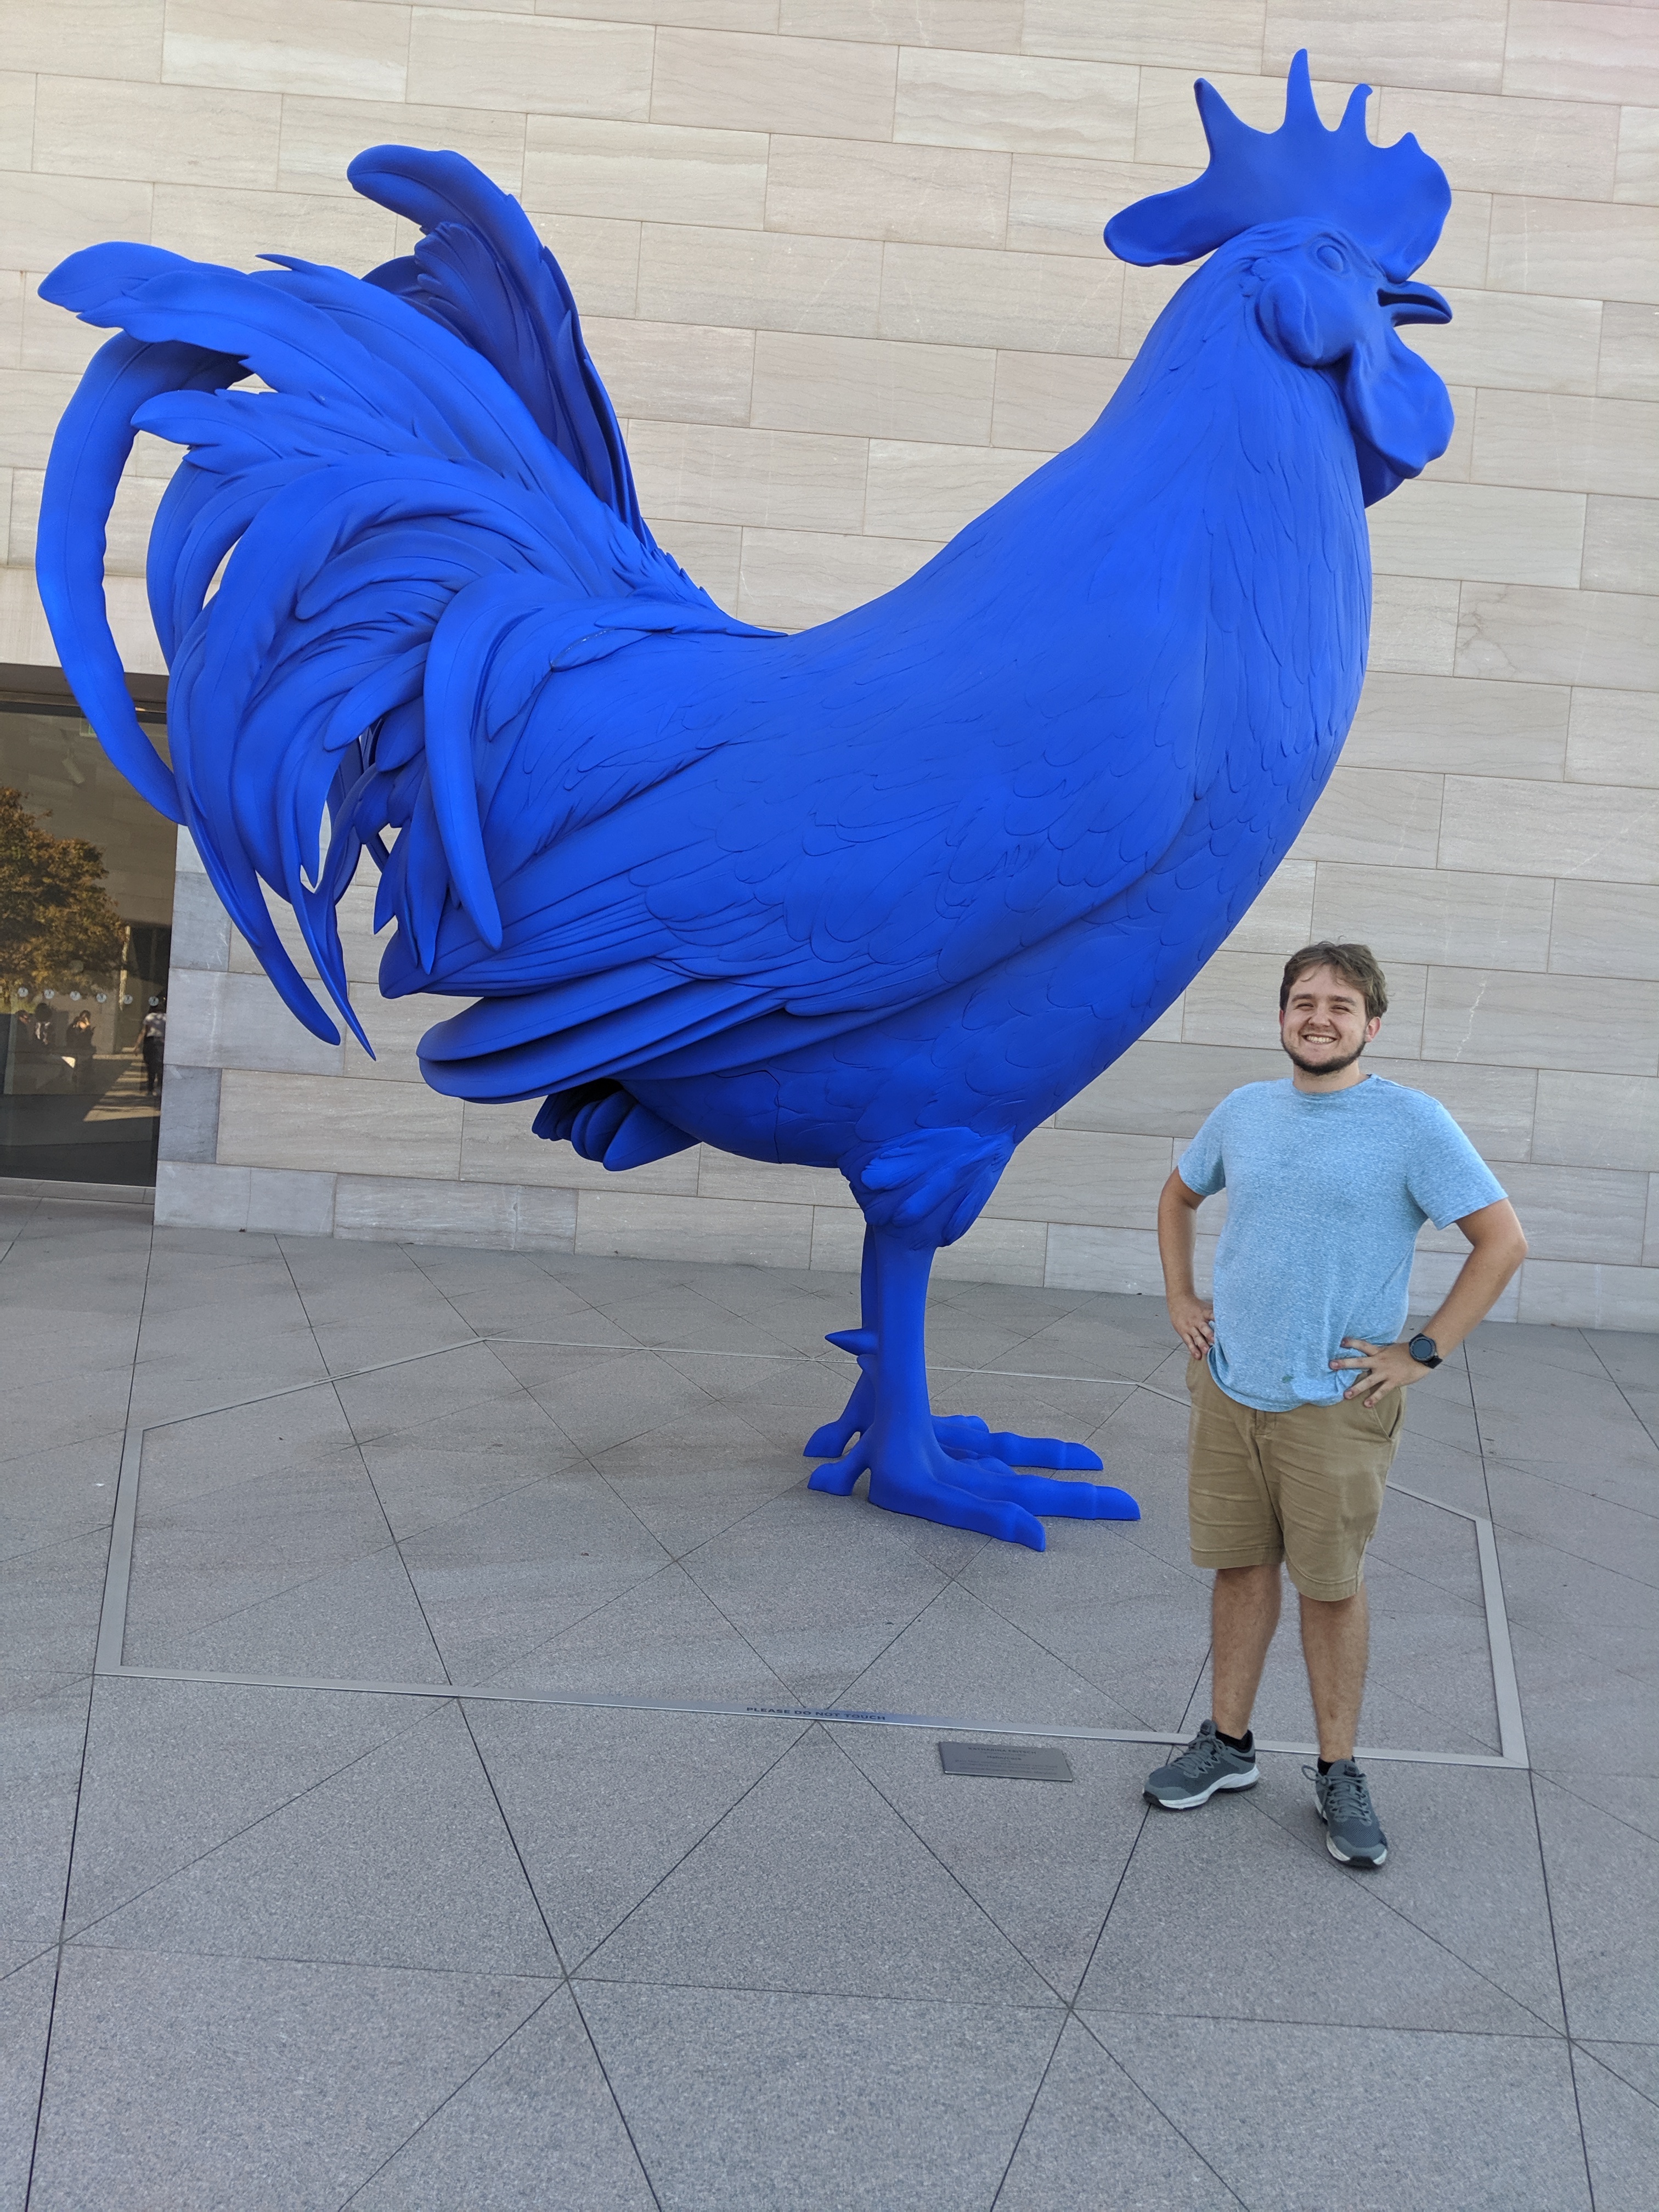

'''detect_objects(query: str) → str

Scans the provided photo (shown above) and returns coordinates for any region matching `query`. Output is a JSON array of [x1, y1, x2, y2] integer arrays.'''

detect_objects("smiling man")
[[1147, 941, 1527, 1865]]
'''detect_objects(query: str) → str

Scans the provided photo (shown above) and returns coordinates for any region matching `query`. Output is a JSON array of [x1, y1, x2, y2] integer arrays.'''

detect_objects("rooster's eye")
[[1316, 243, 1347, 273]]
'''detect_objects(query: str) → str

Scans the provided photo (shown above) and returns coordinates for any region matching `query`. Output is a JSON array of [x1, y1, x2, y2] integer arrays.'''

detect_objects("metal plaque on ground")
[[938, 1741, 1073, 1782]]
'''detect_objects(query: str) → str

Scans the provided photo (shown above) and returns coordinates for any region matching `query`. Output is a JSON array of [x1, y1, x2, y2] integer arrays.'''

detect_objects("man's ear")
[[1366, 1015, 1383, 1040]]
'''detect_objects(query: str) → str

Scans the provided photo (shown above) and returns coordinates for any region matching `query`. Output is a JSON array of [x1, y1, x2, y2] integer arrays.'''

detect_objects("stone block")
[[628, 420, 867, 533], [651, 27, 898, 137], [1045, 1222, 1216, 1296], [1368, 575, 1461, 676], [406, 10, 654, 119], [459, 1107, 700, 1198], [1005, 154, 1186, 260], [1220, 859, 1317, 957], [585, 317, 755, 428], [1582, 496, 1659, 595], [981, 1126, 1173, 1229], [1440, 775, 1659, 884], [8, 467, 166, 576], [878, 241, 1121, 356], [1566, 689, 1658, 789], [1132, 65, 1350, 167], [696, 1152, 849, 1208], [1489, 194, 1659, 306], [1058, 1042, 1285, 1139], [0, 178, 154, 281], [1368, 481, 1585, 590], [636, 222, 882, 336], [990, 351, 1121, 451], [735, 528, 941, 631], [895, 47, 1137, 160], [1345, 672, 1569, 780], [1030, 0, 1266, 72], [32, 73, 281, 191], [1365, 1058, 1538, 1164], [334, 1176, 577, 1253], [156, 1066, 222, 1166], [780, 1, 1022, 46], [245, 1168, 338, 1239], [651, 519, 742, 608], [1517, 1261, 1659, 1333], [1456, 584, 1659, 692], [149, 184, 394, 274], [1286, 767, 1445, 871], [154, 1161, 251, 1232], [1312, 862, 1554, 970], [1472, 391, 1659, 499], [1617, 104, 1659, 206], [0, 81, 29, 182], [1504, 1, 1659, 107], [163, 872, 230, 985], [1373, 86, 1618, 201], [278, 94, 526, 200], [574, 1189, 814, 1268], [1533, 1073, 1659, 1171], [217, 1071, 465, 1180], [1265, 0, 1509, 95], [10, 0, 162, 79], [162, 0, 408, 102], [524, 117, 768, 229], [1423, 968, 1659, 1075], [167, 970, 343, 1077], [751, 330, 995, 444], [1497, 1163, 1649, 1263], [864, 439, 1043, 539], [1549, 881, 1659, 981], [1599, 304, 1659, 403], [1412, 289, 1601, 399], [764, 135, 1011, 249], [934, 1212, 1048, 1285]]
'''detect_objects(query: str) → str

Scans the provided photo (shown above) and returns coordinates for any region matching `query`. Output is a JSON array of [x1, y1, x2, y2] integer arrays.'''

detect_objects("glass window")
[[0, 688, 176, 1187]]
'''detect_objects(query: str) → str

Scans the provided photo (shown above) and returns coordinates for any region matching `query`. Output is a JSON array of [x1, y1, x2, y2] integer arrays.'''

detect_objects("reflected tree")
[[0, 785, 126, 1004]]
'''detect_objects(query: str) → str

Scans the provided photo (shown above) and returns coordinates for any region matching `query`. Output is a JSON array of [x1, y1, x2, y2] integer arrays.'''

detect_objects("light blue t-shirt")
[[1177, 1076, 1506, 1413]]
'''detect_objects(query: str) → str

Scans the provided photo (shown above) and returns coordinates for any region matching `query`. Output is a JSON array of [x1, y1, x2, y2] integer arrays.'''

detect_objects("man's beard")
[[1282, 1035, 1368, 1076]]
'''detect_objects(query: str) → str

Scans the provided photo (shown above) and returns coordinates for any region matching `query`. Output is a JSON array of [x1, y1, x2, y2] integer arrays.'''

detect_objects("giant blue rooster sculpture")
[[37, 55, 1453, 1550]]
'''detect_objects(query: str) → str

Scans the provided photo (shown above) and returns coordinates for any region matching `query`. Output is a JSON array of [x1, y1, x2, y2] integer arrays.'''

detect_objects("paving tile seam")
[[566, 1972, 1070, 2011], [59, 1935, 570, 1983], [1077, 2002, 1576, 2044], [1527, 1767, 1659, 1850], [1570, 2041, 1659, 2113], [1227, 1788, 1572, 2043], [1059, 2010, 1253, 2212], [985, 2014, 1074, 2212]]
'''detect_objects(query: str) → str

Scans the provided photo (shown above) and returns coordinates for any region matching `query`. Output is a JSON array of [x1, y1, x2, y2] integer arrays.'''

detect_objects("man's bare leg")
[[1211, 1563, 1282, 1737], [1299, 1586, 1369, 1761]]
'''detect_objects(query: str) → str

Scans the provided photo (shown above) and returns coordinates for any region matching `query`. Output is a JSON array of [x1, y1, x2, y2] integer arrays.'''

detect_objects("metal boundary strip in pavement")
[[93, 1337, 1530, 1773]]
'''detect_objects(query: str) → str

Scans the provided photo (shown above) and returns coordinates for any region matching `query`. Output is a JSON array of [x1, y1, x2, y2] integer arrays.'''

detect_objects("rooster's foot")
[[803, 1346, 1116, 1479], [808, 1421, 1137, 1549]]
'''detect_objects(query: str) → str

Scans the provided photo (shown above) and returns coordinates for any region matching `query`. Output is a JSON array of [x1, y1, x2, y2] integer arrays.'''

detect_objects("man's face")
[[1278, 964, 1381, 1076]]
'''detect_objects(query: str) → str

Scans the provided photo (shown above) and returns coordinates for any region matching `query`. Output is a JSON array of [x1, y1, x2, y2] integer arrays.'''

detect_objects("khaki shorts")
[[1185, 1356, 1403, 1601]]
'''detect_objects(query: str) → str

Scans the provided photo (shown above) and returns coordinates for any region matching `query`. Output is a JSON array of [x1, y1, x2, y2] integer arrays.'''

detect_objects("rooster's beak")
[[1378, 281, 1452, 327]]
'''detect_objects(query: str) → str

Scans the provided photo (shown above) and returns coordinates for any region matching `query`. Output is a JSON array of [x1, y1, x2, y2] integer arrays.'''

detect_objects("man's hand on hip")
[[1169, 1293, 1215, 1361], [1331, 1339, 1431, 1406]]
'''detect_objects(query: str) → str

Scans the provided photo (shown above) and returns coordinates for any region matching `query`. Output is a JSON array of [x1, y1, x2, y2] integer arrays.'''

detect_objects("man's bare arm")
[[1334, 1198, 1528, 1404], [1158, 1169, 1214, 1358]]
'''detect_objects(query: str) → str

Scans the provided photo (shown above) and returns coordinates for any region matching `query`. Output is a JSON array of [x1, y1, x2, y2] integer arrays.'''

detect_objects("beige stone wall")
[[2, 1, 1656, 1326]]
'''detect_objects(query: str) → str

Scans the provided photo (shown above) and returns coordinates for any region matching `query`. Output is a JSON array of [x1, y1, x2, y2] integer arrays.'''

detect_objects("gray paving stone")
[[0, 1951, 54, 2212], [0, 1527, 106, 1712], [1089, 2012, 1590, 2212], [65, 1677, 426, 1931], [357, 1389, 586, 1539], [1495, 1527, 1659, 1679], [1509, 1626, 1659, 1841], [1084, 1773, 1553, 2036], [680, 1486, 950, 1703], [1485, 1459, 1659, 1586], [398, 1475, 673, 1682], [996, 2016, 1241, 2210], [592, 1408, 808, 1555], [466, 1702, 810, 1965], [331, 1339, 518, 1446], [0, 1431, 122, 1562], [960, 1522, 1212, 1736], [1581, 2038, 1659, 2106], [582, 1726, 1059, 2006], [1248, 1758, 1567, 2031], [1533, 1773, 1659, 2041], [833, 1579, 1153, 1735], [28, 1946, 551, 2212], [482, 1560, 791, 1705], [129, 1541, 448, 1683], [346, 1984, 654, 2210], [0, 1682, 88, 1978], [501, 1342, 730, 1458], [135, 1384, 356, 1515], [1573, 2044, 1659, 2212], [577, 1980, 1058, 2212], [78, 1701, 557, 1977], [828, 1726, 1152, 1999]]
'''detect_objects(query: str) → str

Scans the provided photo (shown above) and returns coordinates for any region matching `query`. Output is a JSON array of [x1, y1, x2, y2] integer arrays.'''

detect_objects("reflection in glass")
[[0, 704, 176, 1186]]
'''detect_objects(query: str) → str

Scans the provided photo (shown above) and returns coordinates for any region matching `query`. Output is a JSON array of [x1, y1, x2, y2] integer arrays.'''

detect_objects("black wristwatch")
[[1407, 1333, 1442, 1369]]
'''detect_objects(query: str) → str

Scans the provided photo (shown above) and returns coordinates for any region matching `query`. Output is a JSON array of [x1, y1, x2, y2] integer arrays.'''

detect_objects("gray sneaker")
[[1306, 1760, 1389, 1866], [1144, 1719, 1260, 1809]]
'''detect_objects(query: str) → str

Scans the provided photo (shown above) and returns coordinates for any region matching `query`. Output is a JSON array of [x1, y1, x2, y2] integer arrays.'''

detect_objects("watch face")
[[1409, 1335, 1437, 1363]]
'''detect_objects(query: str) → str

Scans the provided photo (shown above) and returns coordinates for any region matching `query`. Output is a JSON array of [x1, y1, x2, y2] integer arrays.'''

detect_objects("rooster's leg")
[[804, 1228, 1122, 1480], [806, 1227, 1138, 1550]]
